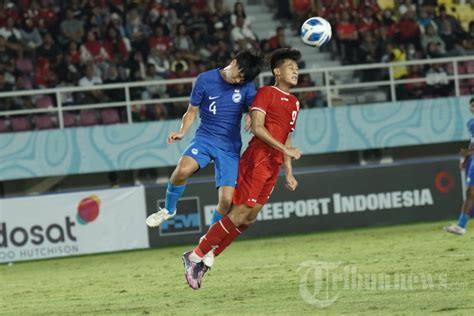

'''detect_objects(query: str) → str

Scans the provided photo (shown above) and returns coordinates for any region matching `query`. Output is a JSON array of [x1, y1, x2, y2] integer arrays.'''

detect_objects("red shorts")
[[232, 147, 281, 207]]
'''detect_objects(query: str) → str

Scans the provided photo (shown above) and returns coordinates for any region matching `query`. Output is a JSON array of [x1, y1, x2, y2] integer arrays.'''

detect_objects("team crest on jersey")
[[232, 89, 242, 103]]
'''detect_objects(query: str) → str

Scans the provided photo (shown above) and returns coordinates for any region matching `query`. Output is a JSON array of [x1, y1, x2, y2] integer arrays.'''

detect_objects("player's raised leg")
[[146, 155, 199, 227], [201, 185, 234, 267], [201, 150, 240, 265]]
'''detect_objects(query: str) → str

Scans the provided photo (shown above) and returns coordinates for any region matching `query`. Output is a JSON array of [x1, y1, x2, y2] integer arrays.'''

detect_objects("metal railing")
[[0, 55, 473, 129]]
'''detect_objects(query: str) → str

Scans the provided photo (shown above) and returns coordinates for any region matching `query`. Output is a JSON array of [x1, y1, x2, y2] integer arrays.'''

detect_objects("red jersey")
[[249, 86, 300, 164]]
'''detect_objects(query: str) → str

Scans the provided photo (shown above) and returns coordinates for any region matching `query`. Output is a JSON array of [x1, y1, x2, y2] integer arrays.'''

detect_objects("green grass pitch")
[[1, 221, 473, 315]]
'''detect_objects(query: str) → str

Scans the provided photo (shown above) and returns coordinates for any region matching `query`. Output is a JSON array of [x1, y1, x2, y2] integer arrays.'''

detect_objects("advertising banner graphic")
[[0, 186, 148, 262], [158, 197, 202, 236], [145, 158, 463, 248]]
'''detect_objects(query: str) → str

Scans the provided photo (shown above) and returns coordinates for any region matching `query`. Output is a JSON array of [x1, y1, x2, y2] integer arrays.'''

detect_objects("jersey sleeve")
[[250, 87, 271, 115], [244, 83, 257, 110], [189, 74, 205, 107]]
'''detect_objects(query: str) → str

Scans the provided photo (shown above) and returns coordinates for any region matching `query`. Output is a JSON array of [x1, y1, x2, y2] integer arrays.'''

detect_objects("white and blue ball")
[[300, 17, 332, 47]]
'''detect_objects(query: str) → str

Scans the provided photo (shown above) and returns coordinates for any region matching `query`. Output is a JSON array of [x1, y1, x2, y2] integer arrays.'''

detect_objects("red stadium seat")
[[34, 115, 54, 130], [445, 63, 454, 75], [0, 118, 9, 133], [101, 109, 121, 125], [466, 61, 474, 74], [63, 112, 77, 127], [35, 95, 54, 108], [79, 110, 100, 126], [458, 63, 467, 74], [11, 116, 32, 132], [460, 87, 470, 96]]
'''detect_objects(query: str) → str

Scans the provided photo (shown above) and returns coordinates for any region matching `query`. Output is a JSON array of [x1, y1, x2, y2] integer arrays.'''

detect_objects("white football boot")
[[145, 207, 176, 227], [444, 224, 466, 235]]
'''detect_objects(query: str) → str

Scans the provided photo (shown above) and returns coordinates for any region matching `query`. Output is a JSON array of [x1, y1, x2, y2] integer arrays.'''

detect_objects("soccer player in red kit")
[[182, 48, 303, 289]]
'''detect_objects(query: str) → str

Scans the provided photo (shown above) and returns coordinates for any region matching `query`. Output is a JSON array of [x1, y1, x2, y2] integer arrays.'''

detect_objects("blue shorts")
[[466, 156, 474, 186], [183, 137, 239, 188]]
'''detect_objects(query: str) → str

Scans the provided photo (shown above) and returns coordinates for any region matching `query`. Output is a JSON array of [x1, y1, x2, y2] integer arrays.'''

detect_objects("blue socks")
[[211, 209, 224, 225], [165, 182, 186, 214], [457, 213, 470, 228]]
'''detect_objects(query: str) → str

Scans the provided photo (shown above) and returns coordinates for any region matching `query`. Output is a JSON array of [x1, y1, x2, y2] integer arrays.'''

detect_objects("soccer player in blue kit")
[[146, 51, 264, 237], [445, 97, 474, 235]]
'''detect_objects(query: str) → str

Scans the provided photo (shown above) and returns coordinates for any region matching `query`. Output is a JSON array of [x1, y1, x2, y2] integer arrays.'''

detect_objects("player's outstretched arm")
[[167, 104, 199, 144], [250, 110, 301, 160], [284, 136, 298, 191]]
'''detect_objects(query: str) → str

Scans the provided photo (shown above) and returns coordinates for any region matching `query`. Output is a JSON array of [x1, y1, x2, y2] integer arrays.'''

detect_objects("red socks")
[[214, 224, 248, 257], [194, 216, 236, 257]]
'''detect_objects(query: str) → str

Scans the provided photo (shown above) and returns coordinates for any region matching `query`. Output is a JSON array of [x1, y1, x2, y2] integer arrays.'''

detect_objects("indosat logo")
[[0, 195, 101, 261], [76, 195, 101, 225]]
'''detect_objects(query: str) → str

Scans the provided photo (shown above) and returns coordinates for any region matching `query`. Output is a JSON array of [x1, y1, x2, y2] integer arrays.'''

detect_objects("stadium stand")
[[0, 0, 472, 131]]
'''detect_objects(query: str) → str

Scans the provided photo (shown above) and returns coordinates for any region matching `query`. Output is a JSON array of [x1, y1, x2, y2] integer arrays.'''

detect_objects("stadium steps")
[[245, 1, 373, 105]]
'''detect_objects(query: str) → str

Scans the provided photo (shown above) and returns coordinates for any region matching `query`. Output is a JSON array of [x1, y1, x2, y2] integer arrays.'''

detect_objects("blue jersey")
[[467, 118, 474, 144], [190, 68, 256, 154]]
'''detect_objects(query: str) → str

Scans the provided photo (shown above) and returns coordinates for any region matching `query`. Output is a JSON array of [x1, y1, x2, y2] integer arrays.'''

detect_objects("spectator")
[[210, 0, 231, 29], [421, 24, 446, 56], [146, 103, 168, 121], [358, 32, 381, 81], [336, 10, 359, 64], [461, 21, 474, 52], [0, 36, 16, 73], [397, 10, 421, 51], [103, 26, 129, 65], [36, 33, 61, 66], [173, 23, 193, 52], [108, 12, 126, 39], [231, 15, 258, 51], [103, 64, 125, 102], [66, 41, 81, 65], [398, 0, 416, 16], [269, 26, 289, 50], [20, 18, 42, 50], [425, 63, 451, 97], [438, 18, 458, 52], [142, 63, 167, 100], [435, 5, 465, 37], [56, 53, 81, 85], [125, 9, 148, 51], [0, 16, 22, 43], [389, 44, 408, 80], [147, 47, 170, 76], [60, 8, 84, 44], [148, 25, 173, 53], [78, 63, 107, 104], [402, 65, 425, 100], [81, 30, 109, 64], [231, 1, 251, 28], [297, 73, 319, 108], [379, 9, 398, 40], [16, 50, 33, 78], [185, 5, 208, 34], [417, 6, 436, 34], [358, 6, 380, 34]]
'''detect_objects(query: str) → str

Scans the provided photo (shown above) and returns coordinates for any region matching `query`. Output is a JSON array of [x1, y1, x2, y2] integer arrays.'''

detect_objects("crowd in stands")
[[289, 0, 474, 100], [0, 0, 278, 131], [0, 0, 473, 132]]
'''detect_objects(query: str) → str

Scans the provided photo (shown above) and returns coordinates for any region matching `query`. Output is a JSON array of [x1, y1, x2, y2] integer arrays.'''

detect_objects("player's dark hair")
[[234, 50, 265, 82], [470, 97, 474, 104], [270, 48, 302, 75]]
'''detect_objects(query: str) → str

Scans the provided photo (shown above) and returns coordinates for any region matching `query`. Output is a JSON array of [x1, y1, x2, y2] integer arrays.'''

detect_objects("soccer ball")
[[300, 17, 332, 47]]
